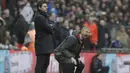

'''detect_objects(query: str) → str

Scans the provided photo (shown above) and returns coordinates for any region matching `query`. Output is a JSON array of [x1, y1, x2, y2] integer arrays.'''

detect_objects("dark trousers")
[[35, 54, 50, 73], [59, 61, 84, 73]]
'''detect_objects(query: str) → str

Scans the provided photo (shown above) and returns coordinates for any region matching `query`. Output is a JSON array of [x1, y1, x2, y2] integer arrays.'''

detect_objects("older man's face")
[[81, 27, 91, 39], [2, 9, 10, 18]]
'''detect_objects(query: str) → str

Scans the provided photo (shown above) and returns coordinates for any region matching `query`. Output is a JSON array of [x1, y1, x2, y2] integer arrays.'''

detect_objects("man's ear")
[[38, 7, 41, 10]]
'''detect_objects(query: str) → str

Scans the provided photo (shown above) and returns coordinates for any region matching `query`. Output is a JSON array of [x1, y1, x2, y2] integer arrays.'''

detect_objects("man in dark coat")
[[60, 20, 70, 43], [97, 20, 111, 49], [34, 1, 54, 73], [90, 54, 109, 73], [54, 27, 91, 73], [1, 9, 15, 34], [13, 15, 29, 46]]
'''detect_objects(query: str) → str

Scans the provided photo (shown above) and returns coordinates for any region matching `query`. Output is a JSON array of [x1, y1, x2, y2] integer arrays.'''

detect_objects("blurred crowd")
[[0, 0, 130, 50]]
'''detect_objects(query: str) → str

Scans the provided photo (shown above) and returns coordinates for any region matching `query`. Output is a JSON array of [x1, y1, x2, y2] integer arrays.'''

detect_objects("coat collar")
[[74, 34, 82, 44], [38, 10, 49, 19]]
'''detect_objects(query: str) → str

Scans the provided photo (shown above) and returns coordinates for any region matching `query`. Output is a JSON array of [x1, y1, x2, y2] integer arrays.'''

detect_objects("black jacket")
[[97, 24, 111, 49], [54, 35, 82, 63], [60, 26, 70, 43], [90, 56, 109, 73], [13, 15, 29, 44], [35, 11, 54, 55]]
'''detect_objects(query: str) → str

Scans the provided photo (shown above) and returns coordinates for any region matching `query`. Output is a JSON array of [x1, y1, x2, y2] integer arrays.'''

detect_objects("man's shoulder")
[[67, 35, 77, 41], [68, 35, 76, 38]]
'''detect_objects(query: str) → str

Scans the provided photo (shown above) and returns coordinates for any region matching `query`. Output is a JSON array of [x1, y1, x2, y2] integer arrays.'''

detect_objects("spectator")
[[83, 16, 98, 50], [1, 9, 14, 35], [49, 13, 58, 48], [55, 16, 64, 46], [97, 20, 111, 49], [116, 25, 129, 48], [21, 22, 35, 51], [0, 17, 6, 44], [49, 13, 57, 23], [0, 16, 12, 45], [104, 33, 111, 48], [90, 54, 109, 73], [13, 7, 29, 48], [48, 1, 58, 16], [60, 20, 70, 42], [74, 25, 81, 33], [111, 36, 122, 48], [106, 17, 118, 41]]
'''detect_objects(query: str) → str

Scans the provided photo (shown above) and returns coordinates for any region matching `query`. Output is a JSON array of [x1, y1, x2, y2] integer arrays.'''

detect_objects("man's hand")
[[71, 57, 77, 65], [78, 58, 81, 63], [21, 46, 28, 51]]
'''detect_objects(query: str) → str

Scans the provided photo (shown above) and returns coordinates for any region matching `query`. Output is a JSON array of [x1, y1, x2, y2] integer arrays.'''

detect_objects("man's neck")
[[39, 11, 48, 18]]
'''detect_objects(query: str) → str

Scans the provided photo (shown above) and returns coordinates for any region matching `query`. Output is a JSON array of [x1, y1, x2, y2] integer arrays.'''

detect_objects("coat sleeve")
[[35, 16, 53, 34], [60, 36, 77, 58]]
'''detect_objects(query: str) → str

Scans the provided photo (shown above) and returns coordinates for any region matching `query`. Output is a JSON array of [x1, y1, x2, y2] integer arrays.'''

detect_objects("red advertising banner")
[[47, 53, 96, 73], [80, 52, 96, 73], [9, 50, 96, 73], [6, 50, 130, 73]]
